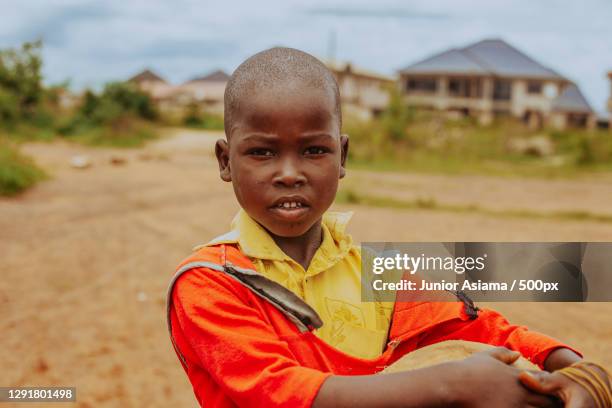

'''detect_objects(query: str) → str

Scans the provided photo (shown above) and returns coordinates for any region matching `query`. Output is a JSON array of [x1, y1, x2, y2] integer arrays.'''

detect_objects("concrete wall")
[[336, 74, 390, 112], [136, 80, 175, 99], [510, 80, 560, 117], [549, 111, 596, 130], [179, 81, 226, 103]]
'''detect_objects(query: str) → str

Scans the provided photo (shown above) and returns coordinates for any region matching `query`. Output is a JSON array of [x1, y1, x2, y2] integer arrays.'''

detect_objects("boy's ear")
[[339, 133, 349, 179], [215, 139, 232, 182]]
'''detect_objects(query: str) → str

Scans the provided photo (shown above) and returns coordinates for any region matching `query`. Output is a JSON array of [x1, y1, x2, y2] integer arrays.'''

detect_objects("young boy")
[[167, 47, 610, 408]]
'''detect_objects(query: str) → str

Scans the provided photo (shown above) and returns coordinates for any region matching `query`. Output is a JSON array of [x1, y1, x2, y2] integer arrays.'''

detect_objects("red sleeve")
[[171, 267, 332, 408], [416, 306, 582, 369]]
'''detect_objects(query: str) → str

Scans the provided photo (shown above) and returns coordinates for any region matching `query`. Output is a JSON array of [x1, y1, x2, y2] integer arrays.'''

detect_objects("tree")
[[0, 40, 44, 122]]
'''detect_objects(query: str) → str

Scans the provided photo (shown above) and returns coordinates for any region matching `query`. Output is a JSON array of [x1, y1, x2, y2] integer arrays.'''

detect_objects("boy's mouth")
[[269, 196, 310, 220], [275, 201, 305, 209]]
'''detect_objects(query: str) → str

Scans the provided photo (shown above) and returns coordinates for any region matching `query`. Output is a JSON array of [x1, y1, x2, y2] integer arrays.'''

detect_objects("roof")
[[552, 84, 593, 113], [400, 39, 565, 80], [128, 69, 166, 83], [398, 48, 487, 76], [326, 60, 396, 82], [187, 69, 230, 83]]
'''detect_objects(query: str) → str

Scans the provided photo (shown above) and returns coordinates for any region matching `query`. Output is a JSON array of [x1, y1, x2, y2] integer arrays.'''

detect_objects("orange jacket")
[[167, 244, 577, 408]]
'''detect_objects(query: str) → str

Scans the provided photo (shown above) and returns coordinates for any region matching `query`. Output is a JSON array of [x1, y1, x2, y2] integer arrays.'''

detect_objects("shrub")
[[0, 40, 44, 126], [58, 82, 159, 147], [0, 140, 46, 196], [182, 102, 224, 130], [75, 82, 158, 126]]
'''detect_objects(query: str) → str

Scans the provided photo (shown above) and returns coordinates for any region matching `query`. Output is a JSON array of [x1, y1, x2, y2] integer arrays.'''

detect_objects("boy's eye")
[[304, 146, 329, 155], [248, 148, 274, 157]]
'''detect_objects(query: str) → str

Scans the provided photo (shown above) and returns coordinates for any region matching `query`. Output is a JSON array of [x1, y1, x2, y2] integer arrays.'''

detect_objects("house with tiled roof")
[[129, 68, 192, 114], [180, 70, 230, 115], [129, 69, 165, 84], [128, 69, 174, 99], [399, 39, 594, 129], [326, 61, 396, 120]]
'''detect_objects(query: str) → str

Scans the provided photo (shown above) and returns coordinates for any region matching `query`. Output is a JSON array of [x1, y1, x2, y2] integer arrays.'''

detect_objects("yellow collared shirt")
[[202, 209, 393, 359]]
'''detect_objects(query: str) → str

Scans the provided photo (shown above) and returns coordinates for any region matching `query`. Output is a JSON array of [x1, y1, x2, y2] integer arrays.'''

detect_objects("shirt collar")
[[201, 208, 354, 276]]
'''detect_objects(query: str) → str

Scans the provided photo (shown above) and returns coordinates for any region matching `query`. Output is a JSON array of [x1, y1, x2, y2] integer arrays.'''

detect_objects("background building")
[[399, 39, 594, 129], [179, 70, 230, 115], [128, 69, 173, 100], [327, 61, 396, 120]]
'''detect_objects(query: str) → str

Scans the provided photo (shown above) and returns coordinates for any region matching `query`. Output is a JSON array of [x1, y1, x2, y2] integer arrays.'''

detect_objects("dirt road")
[[1, 129, 610, 407]]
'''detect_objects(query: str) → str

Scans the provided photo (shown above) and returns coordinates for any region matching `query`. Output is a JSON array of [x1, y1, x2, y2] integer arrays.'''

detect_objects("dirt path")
[[1, 128, 610, 407]]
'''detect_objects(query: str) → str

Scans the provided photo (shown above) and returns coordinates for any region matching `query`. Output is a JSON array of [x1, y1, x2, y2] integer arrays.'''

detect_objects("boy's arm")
[[172, 267, 331, 408], [415, 306, 582, 369], [172, 269, 556, 408], [314, 347, 558, 408], [413, 305, 611, 407], [543, 347, 581, 371]]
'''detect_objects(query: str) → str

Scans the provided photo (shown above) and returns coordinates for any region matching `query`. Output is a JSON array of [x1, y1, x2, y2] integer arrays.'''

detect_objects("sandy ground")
[[1, 128, 611, 407]]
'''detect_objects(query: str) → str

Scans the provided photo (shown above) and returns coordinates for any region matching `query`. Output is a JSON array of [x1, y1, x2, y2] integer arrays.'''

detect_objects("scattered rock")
[[546, 155, 568, 167], [109, 156, 127, 166], [507, 135, 554, 157], [109, 364, 124, 377], [35, 357, 49, 373], [70, 155, 91, 169]]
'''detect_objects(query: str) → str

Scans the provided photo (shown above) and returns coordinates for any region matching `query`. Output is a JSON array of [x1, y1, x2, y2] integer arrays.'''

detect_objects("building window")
[[448, 79, 462, 96], [567, 113, 588, 128], [527, 81, 542, 94], [493, 79, 512, 100], [406, 77, 437, 93], [448, 77, 482, 98]]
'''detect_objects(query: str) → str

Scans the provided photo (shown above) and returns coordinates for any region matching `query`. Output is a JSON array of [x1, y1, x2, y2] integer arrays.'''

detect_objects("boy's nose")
[[273, 157, 307, 188]]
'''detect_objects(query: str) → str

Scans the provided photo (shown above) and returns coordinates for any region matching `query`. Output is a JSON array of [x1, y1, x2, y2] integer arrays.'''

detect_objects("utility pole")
[[327, 29, 337, 64]]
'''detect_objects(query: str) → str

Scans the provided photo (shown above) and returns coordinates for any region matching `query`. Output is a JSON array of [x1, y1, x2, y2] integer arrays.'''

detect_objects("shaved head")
[[224, 47, 341, 137]]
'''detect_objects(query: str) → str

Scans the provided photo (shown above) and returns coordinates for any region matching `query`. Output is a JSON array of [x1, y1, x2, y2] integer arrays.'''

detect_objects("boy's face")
[[216, 83, 348, 238]]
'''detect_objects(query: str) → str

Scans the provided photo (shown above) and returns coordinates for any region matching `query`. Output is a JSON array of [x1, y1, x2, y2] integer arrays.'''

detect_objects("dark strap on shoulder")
[[448, 290, 480, 320], [166, 245, 323, 368], [222, 262, 323, 331]]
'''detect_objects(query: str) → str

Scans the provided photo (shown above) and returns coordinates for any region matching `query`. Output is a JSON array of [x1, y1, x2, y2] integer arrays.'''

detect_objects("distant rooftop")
[[128, 69, 166, 83], [400, 39, 565, 80], [187, 69, 230, 83], [552, 84, 593, 113], [326, 60, 396, 82]]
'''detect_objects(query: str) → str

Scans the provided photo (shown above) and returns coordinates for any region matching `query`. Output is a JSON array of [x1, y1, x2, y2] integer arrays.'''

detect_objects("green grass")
[[57, 114, 159, 148], [1, 116, 67, 143], [0, 141, 46, 196], [64, 124, 158, 148], [335, 188, 612, 223], [348, 153, 601, 179], [3, 111, 159, 148], [184, 112, 224, 131], [344, 112, 612, 179]]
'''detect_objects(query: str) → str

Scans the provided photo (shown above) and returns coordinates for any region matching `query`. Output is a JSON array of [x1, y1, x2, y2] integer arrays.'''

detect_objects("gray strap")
[[223, 261, 323, 331]]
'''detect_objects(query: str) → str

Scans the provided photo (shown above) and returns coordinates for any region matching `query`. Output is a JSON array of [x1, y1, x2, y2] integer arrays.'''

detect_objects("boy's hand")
[[519, 364, 611, 408], [453, 347, 559, 408]]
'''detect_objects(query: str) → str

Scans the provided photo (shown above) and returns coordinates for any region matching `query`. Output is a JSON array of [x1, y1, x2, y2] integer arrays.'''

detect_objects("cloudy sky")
[[1, 0, 611, 111]]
